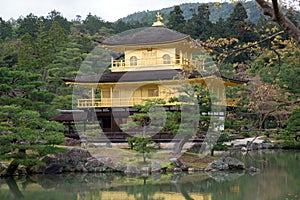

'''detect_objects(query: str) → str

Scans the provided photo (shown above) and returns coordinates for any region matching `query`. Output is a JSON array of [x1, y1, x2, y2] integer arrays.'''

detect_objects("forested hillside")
[[0, 1, 299, 171], [120, 0, 300, 24]]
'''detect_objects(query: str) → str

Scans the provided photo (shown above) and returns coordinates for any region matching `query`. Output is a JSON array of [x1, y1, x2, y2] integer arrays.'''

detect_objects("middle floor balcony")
[[77, 96, 178, 108], [76, 97, 239, 108]]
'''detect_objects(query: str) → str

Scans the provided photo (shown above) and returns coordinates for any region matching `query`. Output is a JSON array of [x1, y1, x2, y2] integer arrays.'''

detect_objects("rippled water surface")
[[0, 150, 299, 200]]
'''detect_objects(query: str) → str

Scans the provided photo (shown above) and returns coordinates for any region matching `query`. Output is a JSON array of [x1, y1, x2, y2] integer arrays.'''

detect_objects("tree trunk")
[[255, 0, 300, 47], [142, 118, 147, 137], [246, 114, 264, 151], [173, 135, 191, 154], [211, 148, 215, 157], [143, 152, 146, 163], [5, 148, 26, 176], [5, 161, 19, 177]]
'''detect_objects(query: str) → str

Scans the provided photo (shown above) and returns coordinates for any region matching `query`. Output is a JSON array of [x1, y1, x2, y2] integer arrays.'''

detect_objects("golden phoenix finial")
[[152, 12, 164, 26], [156, 12, 163, 21]]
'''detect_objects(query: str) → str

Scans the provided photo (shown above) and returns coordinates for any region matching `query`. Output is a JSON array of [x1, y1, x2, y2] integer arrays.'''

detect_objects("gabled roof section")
[[100, 26, 189, 46]]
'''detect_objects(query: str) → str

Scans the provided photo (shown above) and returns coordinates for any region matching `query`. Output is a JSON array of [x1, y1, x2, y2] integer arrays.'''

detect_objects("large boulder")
[[96, 156, 115, 169], [223, 157, 245, 170], [57, 148, 91, 172], [31, 148, 116, 174], [29, 154, 60, 174], [44, 163, 63, 174], [85, 157, 113, 172], [205, 160, 229, 171], [169, 158, 187, 170], [10, 148, 117, 175], [57, 148, 91, 162], [205, 157, 245, 171], [41, 154, 59, 165]]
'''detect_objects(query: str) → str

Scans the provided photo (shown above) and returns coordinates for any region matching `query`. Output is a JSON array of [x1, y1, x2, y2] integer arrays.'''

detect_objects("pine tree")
[[167, 5, 186, 33], [0, 17, 13, 41], [0, 105, 65, 176], [122, 99, 165, 163], [36, 20, 52, 68], [48, 21, 67, 51], [45, 10, 71, 34], [226, 2, 259, 43], [0, 67, 65, 176], [185, 4, 212, 40], [17, 33, 39, 71], [16, 13, 40, 38], [168, 84, 214, 154]]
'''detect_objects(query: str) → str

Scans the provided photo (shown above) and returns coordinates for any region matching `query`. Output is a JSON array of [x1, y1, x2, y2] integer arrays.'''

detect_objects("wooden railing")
[[77, 97, 177, 108], [77, 97, 240, 108], [111, 58, 191, 71]]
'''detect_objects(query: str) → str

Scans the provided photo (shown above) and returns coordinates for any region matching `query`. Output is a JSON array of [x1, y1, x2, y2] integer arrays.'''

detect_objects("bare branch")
[[256, 0, 300, 47], [219, 31, 284, 66]]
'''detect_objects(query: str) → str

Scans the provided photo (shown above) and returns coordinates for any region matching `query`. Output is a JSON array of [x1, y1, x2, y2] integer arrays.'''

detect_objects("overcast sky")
[[1, 0, 213, 22]]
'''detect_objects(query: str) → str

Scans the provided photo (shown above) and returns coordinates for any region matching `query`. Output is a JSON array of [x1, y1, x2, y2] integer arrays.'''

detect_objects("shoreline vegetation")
[[0, 134, 295, 177]]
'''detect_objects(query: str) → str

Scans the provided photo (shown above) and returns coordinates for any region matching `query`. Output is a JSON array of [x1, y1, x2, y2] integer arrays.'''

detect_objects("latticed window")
[[162, 54, 171, 64], [130, 56, 137, 66]]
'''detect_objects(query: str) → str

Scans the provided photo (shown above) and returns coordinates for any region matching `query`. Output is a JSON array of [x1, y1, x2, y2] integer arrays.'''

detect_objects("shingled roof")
[[62, 69, 248, 84], [100, 26, 189, 46], [50, 112, 87, 122]]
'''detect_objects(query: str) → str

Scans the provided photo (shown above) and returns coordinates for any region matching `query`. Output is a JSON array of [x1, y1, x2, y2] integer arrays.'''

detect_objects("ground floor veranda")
[[51, 105, 226, 143]]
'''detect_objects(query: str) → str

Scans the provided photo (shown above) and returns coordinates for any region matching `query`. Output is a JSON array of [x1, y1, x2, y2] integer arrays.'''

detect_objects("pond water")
[[0, 150, 299, 200]]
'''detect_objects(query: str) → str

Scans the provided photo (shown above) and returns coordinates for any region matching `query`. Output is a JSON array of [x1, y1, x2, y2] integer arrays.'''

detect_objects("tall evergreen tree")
[[49, 21, 67, 49], [0, 17, 13, 41], [112, 20, 130, 33], [227, 2, 248, 22], [0, 40, 18, 68], [226, 2, 259, 43], [167, 5, 186, 33], [226, 2, 248, 39], [211, 17, 227, 38], [17, 33, 38, 71], [185, 4, 212, 40], [16, 14, 40, 37], [35, 20, 52, 68], [45, 10, 71, 34], [83, 13, 107, 35]]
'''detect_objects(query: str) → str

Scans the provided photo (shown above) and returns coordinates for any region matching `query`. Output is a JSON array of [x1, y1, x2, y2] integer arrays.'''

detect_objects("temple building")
[[55, 14, 247, 139]]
